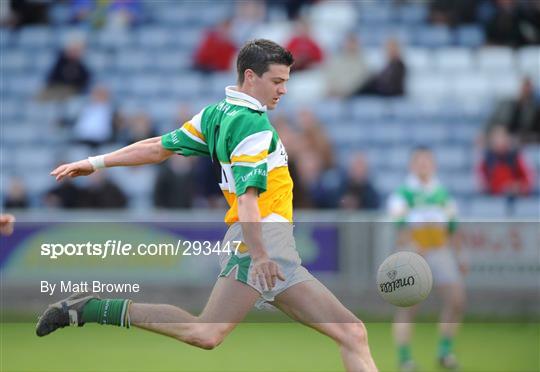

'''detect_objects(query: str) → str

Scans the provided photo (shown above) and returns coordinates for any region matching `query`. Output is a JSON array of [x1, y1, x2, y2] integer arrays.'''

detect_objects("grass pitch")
[[1, 322, 538, 371]]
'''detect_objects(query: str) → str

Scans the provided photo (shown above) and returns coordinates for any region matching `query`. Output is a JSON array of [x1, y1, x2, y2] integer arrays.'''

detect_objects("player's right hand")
[[50, 160, 95, 181], [251, 254, 285, 291]]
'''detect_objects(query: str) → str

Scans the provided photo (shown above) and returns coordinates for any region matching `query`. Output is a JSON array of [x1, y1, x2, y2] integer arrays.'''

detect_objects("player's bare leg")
[[272, 279, 377, 372], [130, 274, 260, 349], [437, 283, 466, 368]]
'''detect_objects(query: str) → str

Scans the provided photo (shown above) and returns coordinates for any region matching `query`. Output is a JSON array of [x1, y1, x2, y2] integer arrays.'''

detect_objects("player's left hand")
[[0, 213, 15, 236], [251, 255, 285, 291], [50, 160, 95, 181]]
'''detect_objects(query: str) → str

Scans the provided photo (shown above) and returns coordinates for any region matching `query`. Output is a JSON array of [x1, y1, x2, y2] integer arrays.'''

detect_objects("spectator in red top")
[[285, 18, 324, 72], [193, 19, 237, 73], [479, 126, 533, 196]]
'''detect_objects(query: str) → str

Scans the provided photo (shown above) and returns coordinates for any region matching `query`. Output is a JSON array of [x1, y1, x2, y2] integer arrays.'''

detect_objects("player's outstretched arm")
[[51, 137, 174, 181], [238, 188, 285, 290]]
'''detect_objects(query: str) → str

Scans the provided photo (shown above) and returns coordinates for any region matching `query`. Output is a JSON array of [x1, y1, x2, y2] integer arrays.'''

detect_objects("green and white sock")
[[438, 336, 453, 358], [398, 344, 412, 363], [82, 299, 132, 328]]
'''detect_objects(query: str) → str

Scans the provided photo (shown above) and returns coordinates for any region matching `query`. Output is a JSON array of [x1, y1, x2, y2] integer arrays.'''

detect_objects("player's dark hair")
[[237, 39, 294, 85]]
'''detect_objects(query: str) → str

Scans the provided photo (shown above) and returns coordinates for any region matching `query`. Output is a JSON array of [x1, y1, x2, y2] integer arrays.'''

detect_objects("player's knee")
[[182, 323, 229, 350], [338, 321, 369, 350]]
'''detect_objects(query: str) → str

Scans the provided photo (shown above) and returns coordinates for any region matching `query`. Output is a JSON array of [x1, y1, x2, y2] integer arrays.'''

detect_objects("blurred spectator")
[[70, 0, 142, 29], [193, 158, 227, 209], [478, 126, 533, 196], [107, 0, 143, 30], [296, 109, 334, 169], [340, 153, 380, 210], [487, 77, 540, 143], [85, 172, 127, 209], [295, 151, 344, 208], [355, 38, 406, 97], [273, 114, 303, 207], [485, 0, 540, 47], [323, 33, 370, 98], [231, 0, 266, 44], [43, 179, 88, 208], [72, 85, 119, 148], [3, 177, 29, 209], [118, 111, 156, 145], [285, 18, 324, 72], [153, 156, 196, 209], [193, 19, 237, 73], [266, 0, 315, 20], [5, 0, 49, 29], [37, 36, 91, 101], [429, 0, 480, 25]]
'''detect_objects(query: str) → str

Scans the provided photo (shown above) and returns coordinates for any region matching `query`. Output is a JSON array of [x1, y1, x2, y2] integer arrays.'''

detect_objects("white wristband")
[[88, 155, 106, 170]]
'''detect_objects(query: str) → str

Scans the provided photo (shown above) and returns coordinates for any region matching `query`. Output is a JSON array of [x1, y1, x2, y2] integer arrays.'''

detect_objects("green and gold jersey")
[[161, 86, 293, 224], [388, 175, 457, 251]]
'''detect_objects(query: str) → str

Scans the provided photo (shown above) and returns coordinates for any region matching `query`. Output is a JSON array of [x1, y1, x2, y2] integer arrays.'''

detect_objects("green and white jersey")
[[388, 175, 457, 250], [161, 86, 293, 224]]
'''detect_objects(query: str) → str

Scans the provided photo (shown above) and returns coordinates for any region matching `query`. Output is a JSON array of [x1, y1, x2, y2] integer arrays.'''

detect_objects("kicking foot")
[[36, 292, 99, 337]]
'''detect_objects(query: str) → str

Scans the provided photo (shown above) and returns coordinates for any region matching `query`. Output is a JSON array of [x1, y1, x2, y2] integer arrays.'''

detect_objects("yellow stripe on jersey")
[[411, 225, 449, 251], [223, 166, 293, 225], [183, 122, 206, 143], [231, 150, 268, 164]]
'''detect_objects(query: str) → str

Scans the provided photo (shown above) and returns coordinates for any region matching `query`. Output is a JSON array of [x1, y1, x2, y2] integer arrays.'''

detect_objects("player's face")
[[411, 151, 436, 180], [252, 64, 290, 110]]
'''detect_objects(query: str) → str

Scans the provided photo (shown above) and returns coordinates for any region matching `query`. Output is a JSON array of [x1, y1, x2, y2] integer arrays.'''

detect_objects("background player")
[[36, 39, 377, 372], [387, 147, 467, 371]]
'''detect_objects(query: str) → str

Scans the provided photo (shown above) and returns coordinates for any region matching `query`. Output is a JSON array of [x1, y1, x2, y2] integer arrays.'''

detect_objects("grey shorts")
[[218, 214, 314, 307]]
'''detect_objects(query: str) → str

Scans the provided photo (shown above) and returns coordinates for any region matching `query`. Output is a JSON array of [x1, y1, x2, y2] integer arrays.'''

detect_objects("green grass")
[[1, 322, 538, 371]]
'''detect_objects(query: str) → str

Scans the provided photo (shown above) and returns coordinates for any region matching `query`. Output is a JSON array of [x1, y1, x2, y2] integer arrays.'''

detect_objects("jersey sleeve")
[[387, 190, 408, 228], [161, 109, 210, 157], [228, 117, 273, 196]]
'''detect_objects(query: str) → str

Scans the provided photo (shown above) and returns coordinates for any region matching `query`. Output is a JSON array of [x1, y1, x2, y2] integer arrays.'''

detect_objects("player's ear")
[[245, 69, 255, 84]]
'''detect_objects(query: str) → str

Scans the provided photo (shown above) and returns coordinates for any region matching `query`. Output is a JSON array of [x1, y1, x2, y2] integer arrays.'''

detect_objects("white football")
[[376, 251, 433, 307]]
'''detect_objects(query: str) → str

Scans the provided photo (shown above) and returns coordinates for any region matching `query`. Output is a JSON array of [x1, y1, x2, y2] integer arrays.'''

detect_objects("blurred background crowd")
[[1, 0, 539, 217]]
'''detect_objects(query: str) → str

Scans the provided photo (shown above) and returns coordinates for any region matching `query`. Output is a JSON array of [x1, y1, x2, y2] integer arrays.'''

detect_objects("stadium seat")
[[477, 47, 515, 72], [413, 26, 452, 48], [403, 47, 433, 73], [451, 72, 491, 100], [2, 50, 32, 72], [455, 25, 485, 48], [408, 123, 448, 144], [114, 49, 153, 72], [376, 170, 407, 195], [522, 145, 540, 171], [86, 51, 111, 73], [512, 198, 540, 218], [434, 146, 469, 170], [407, 72, 451, 100], [17, 26, 55, 49], [488, 71, 520, 98], [135, 27, 174, 49], [358, 4, 393, 24], [517, 47, 540, 78], [396, 4, 427, 24], [434, 48, 474, 71], [467, 197, 509, 218]]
